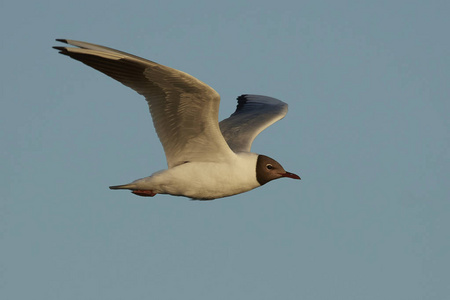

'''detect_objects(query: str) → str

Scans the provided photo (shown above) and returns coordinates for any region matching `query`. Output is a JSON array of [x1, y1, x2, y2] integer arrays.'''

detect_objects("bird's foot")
[[132, 190, 157, 197]]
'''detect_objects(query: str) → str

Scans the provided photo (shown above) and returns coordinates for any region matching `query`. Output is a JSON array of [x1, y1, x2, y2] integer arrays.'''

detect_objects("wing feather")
[[219, 94, 288, 152], [54, 39, 234, 167]]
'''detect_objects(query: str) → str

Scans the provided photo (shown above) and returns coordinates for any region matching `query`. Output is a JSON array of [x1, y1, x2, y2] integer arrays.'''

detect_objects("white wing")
[[219, 94, 288, 152], [54, 39, 235, 168]]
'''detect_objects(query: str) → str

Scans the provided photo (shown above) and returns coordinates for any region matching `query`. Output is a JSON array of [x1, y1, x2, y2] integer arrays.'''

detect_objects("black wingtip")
[[236, 94, 249, 110], [52, 46, 69, 55], [53, 39, 68, 54]]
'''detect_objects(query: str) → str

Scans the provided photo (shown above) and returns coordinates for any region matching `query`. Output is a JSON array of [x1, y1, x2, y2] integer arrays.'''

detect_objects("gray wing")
[[54, 39, 235, 168], [219, 94, 288, 152]]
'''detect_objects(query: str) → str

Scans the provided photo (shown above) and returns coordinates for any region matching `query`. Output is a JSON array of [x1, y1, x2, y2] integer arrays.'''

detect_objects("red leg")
[[132, 190, 157, 197]]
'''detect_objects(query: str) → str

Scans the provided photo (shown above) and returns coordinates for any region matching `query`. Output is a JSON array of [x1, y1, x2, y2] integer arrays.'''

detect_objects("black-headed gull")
[[54, 39, 300, 200]]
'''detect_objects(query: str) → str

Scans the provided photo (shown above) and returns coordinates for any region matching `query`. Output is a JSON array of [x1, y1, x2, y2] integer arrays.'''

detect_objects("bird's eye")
[[266, 164, 274, 170]]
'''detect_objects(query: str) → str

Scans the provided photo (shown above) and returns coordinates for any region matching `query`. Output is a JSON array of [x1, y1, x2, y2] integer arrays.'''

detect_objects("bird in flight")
[[54, 39, 300, 200]]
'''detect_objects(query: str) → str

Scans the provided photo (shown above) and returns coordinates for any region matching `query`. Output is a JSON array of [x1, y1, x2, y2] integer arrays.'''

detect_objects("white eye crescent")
[[266, 164, 274, 170]]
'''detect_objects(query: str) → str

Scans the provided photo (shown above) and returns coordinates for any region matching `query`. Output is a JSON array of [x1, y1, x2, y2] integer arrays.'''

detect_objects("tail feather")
[[109, 183, 136, 190]]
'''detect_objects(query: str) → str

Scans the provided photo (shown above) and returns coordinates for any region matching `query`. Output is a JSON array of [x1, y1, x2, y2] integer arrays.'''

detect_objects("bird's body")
[[117, 152, 260, 200], [54, 39, 300, 200]]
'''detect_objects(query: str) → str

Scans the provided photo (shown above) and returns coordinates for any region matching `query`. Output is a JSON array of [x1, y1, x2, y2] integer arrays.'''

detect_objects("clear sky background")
[[2, 1, 449, 299]]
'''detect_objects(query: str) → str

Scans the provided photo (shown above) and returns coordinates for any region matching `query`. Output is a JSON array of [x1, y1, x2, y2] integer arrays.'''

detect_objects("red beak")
[[280, 171, 301, 180]]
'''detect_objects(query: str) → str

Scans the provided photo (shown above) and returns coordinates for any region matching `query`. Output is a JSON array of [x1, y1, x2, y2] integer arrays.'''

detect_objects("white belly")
[[145, 152, 260, 200]]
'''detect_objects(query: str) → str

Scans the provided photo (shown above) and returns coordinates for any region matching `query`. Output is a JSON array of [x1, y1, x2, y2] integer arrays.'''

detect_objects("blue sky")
[[2, 0, 449, 299]]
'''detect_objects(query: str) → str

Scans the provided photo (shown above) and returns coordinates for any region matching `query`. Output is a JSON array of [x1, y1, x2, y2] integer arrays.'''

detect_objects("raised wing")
[[54, 39, 235, 168], [219, 94, 288, 152]]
